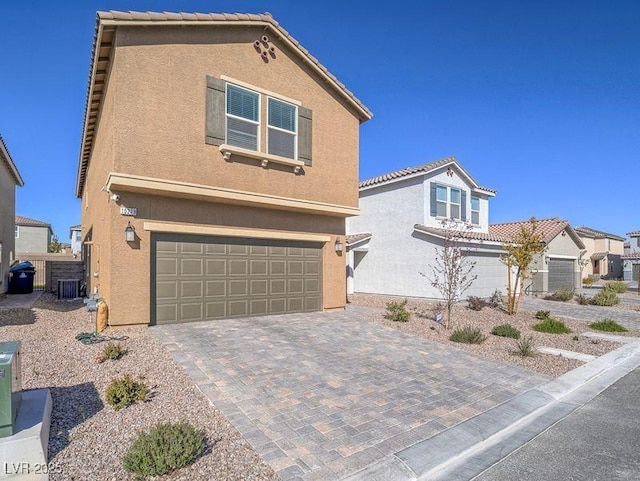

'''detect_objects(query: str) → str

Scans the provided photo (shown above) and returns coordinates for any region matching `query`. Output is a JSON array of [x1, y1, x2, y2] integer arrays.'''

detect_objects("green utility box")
[[0, 341, 22, 438]]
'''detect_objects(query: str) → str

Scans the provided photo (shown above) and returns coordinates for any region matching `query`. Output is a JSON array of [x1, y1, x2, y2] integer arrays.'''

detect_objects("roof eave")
[[0, 137, 24, 187]]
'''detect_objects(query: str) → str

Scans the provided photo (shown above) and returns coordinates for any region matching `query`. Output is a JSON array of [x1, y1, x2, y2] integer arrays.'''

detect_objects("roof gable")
[[359, 157, 496, 195], [15, 215, 52, 231], [490, 217, 585, 249], [0, 135, 24, 186], [574, 226, 625, 242], [76, 11, 372, 197]]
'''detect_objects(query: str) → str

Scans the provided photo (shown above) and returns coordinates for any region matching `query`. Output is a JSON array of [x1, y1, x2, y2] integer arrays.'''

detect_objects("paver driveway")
[[152, 306, 548, 481]]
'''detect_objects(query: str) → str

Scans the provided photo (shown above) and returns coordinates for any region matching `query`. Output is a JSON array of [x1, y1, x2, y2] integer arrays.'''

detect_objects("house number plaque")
[[120, 207, 137, 216]]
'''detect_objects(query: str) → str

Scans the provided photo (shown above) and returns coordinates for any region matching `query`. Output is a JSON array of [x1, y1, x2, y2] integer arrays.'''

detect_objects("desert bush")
[[591, 290, 619, 307], [450, 326, 486, 344], [488, 290, 505, 309], [384, 299, 410, 322], [544, 288, 575, 302], [535, 310, 550, 320], [582, 277, 595, 286], [467, 296, 488, 311], [603, 281, 627, 294], [515, 336, 537, 357], [491, 324, 521, 339], [106, 375, 148, 410], [532, 317, 572, 334], [96, 341, 126, 363], [123, 422, 205, 479], [575, 294, 591, 306], [589, 319, 628, 333]]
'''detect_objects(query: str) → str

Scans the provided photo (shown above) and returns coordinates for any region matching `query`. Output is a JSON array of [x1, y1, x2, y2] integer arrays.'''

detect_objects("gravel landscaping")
[[0, 294, 275, 481], [348, 294, 638, 377]]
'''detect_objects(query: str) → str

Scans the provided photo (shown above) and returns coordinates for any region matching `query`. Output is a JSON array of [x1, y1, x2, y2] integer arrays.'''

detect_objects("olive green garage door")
[[152, 234, 323, 324], [548, 258, 575, 292]]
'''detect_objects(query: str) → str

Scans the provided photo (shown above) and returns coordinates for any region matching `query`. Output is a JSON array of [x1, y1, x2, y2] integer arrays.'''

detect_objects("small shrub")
[[582, 277, 595, 286], [97, 342, 126, 363], [450, 326, 486, 344], [545, 288, 575, 302], [106, 375, 148, 410], [603, 281, 627, 294], [532, 317, 572, 334], [515, 336, 537, 357], [589, 319, 628, 333], [467, 296, 488, 311], [488, 290, 505, 309], [123, 422, 205, 478], [491, 324, 521, 339], [591, 290, 619, 307], [384, 299, 410, 322], [575, 294, 591, 306], [535, 310, 550, 320], [572, 335, 580, 341]]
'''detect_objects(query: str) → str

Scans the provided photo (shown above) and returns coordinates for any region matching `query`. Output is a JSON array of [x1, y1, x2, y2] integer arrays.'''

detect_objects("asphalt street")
[[475, 368, 640, 481]]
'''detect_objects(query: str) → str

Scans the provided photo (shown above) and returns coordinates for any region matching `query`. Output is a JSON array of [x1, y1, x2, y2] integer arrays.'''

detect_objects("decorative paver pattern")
[[152, 307, 548, 481]]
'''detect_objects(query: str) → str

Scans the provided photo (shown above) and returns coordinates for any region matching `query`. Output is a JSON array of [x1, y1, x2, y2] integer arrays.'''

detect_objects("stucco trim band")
[[143, 221, 332, 243], [106, 173, 360, 217]]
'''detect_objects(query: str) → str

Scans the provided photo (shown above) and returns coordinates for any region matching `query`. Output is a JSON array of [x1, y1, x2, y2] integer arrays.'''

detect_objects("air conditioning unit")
[[58, 279, 81, 300], [0, 341, 22, 438]]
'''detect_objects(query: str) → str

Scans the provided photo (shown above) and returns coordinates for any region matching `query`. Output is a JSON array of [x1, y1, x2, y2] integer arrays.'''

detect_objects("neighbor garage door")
[[464, 251, 508, 298], [152, 234, 323, 324], [548, 258, 575, 292]]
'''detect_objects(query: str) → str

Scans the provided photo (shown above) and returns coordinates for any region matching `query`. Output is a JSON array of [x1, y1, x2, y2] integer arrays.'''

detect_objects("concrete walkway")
[[152, 307, 547, 481], [519, 296, 640, 331], [0, 291, 42, 310]]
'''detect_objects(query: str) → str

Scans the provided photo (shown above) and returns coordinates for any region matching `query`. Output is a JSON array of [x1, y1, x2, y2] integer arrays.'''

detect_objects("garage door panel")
[[549, 258, 575, 292], [153, 235, 323, 324], [463, 252, 508, 298]]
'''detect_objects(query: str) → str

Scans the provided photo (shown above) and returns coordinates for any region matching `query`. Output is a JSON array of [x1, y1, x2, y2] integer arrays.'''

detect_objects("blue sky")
[[0, 1, 638, 241]]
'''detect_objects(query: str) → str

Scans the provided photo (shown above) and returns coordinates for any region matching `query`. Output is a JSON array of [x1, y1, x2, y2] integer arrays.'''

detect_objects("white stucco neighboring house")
[[346, 157, 510, 298], [70, 224, 81, 255]]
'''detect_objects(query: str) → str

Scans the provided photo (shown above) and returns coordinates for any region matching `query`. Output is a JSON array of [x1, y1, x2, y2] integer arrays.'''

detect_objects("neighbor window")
[[226, 84, 260, 151], [450, 188, 461, 220], [268, 98, 297, 159], [471, 196, 480, 225], [14, 226, 19, 238], [75, 231, 81, 242], [436, 185, 448, 217]]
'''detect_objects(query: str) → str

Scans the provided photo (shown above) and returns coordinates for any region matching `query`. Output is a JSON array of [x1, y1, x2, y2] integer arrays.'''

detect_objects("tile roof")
[[358, 157, 496, 194], [489, 217, 585, 249], [346, 233, 372, 246], [590, 251, 608, 261], [414, 224, 510, 243], [574, 226, 625, 242], [627, 230, 640, 237], [622, 252, 640, 259], [0, 135, 24, 186], [70, 224, 81, 230], [76, 11, 372, 197], [15, 215, 51, 228]]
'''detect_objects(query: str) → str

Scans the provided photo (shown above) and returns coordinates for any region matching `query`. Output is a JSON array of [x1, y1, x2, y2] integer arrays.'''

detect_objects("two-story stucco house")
[[76, 11, 371, 325], [346, 158, 509, 298], [574, 226, 624, 280], [0, 136, 24, 292], [490, 218, 586, 293], [14, 215, 53, 254]]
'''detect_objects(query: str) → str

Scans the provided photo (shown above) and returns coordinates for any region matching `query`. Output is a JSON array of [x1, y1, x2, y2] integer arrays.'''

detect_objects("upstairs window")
[[436, 186, 448, 217], [14, 226, 19, 238], [75, 231, 82, 242], [431, 183, 467, 221], [450, 188, 461, 220], [471, 196, 480, 225], [268, 98, 297, 159], [226, 84, 260, 151]]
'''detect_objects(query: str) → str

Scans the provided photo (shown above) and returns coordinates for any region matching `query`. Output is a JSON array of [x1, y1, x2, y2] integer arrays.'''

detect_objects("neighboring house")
[[489, 218, 586, 293], [622, 231, 640, 282], [14, 215, 53, 254], [70, 224, 82, 255], [0, 136, 24, 292], [346, 158, 509, 299], [76, 11, 371, 326], [574, 226, 625, 279]]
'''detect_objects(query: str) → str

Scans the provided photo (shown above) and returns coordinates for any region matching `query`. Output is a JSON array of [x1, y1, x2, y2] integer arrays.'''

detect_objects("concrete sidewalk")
[[0, 291, 42, 310], [345, 338, 640, 481]]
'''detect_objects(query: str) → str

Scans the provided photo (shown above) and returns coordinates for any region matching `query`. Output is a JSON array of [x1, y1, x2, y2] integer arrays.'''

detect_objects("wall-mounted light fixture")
[[334, 237, 343, 254], [125, 222, 135, 242]]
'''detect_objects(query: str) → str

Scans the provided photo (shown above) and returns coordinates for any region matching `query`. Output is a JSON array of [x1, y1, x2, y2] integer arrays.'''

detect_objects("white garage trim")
[[144, 221, 331, 243]]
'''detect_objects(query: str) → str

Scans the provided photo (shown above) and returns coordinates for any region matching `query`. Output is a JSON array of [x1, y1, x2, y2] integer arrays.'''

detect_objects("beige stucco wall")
[[80, 24, 363, 324], [0, 163, 16, 292], [110, 25, 360, 209], [579, 236, 625, 278], [530, 228, 583, 293], [15, 225, 51, 253]]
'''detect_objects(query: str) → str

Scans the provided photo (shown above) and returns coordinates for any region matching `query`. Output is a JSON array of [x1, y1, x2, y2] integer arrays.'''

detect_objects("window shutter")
[[430, 183, 437, 217], [298, 107, 313, 166], [205, 76, 226, 146], [461, 190, 467, 221]]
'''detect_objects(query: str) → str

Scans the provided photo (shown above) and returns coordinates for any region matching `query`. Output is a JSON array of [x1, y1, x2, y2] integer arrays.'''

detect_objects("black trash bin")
[[8, 262, 36, 294]]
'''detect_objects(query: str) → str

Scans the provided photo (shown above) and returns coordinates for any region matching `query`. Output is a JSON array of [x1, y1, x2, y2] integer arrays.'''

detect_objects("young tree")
[[501, 218, 546, 315], [48, 235, 62, 253], [423, 220, 478, 329]]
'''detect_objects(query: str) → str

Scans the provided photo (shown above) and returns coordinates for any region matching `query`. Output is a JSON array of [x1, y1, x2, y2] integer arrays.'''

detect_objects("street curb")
[[342, 339, 640, 481]]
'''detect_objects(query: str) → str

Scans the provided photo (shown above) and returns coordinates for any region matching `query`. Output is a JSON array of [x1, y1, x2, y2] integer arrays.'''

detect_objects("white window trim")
[[434, 184, 464, 221], [14, 226, 19, 238], [267, 97, 298, 160], [449, 188, 461, 220], [220, 75, 302, 106], [225, 83, 261, 152], [471, 196, 480, 225]]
